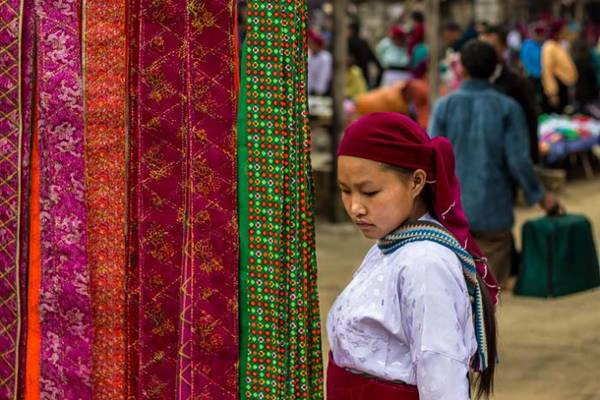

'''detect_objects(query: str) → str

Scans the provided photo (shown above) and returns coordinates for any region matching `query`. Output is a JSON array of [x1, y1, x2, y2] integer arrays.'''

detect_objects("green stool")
[[515, 214, 600, 297]]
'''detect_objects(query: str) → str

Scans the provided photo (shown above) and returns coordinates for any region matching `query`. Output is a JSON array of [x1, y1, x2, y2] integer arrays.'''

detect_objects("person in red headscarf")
[[376, 25, 411, 86], [541, 19, 578, 113], [407, 11, 426, 57], [407, 11, 429, 78], [328, 112, 499, 400]]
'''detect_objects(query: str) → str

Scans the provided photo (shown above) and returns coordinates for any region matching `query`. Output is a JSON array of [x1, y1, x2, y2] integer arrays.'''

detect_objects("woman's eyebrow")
[[338, 180, 374, 189], [355, 180, 374, 189]]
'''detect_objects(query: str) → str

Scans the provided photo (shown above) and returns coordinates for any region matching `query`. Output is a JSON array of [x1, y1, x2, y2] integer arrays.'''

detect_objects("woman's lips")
[[356, 222, 375, 229]]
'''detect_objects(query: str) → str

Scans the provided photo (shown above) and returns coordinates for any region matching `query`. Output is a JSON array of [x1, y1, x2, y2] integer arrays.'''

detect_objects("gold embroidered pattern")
[[0, 2, 22, 398]]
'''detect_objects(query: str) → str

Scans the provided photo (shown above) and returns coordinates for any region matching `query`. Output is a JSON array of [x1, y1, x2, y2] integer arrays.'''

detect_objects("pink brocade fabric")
[[127, 1, 239, 398], [36, 1, 93, 398]]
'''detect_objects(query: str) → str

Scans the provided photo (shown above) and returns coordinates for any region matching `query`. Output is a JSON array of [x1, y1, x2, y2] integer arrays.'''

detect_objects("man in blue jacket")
[[429, 40, 560, 287]]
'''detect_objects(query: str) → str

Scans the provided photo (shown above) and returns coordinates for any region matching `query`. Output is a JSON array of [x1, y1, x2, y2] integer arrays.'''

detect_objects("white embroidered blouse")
[[327, 215, 477, 400]]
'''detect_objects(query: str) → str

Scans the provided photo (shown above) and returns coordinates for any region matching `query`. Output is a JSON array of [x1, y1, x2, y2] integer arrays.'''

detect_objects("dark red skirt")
[[327, 352, 420, 400]]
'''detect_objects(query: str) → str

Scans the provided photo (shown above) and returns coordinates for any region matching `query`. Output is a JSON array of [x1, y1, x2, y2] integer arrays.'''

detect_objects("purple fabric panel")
[[36, 1, 93, 398]]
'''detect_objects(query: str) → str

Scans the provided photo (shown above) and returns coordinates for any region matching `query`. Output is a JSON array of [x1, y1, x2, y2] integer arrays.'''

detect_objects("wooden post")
[[552, 0, 562, 18], [403, 0, 419, 15], [329, 0, 348, 222], [426, 0, 441, 107], [575, 0, 586, 24]]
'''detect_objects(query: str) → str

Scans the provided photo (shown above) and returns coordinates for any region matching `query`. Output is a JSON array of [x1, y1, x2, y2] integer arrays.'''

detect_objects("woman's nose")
[[350, 197, 366, 217]]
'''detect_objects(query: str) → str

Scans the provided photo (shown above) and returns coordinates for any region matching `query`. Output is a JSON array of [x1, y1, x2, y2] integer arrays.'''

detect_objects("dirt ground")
[[315, 176, 600, 400]]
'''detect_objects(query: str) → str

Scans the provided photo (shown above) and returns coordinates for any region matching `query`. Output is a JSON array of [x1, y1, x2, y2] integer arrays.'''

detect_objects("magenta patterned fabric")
[[17, 2, 36, 396], [0, 2, 24, 398], [36, 1, 93, 398], [127, 0, 239, 398]]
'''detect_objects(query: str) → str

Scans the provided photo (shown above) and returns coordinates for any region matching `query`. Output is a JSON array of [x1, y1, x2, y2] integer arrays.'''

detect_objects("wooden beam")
[[552, 0, 562, 18], [329, 0, 348, 222], [426, 0, 441, 107], [575, 0, 586, 23]]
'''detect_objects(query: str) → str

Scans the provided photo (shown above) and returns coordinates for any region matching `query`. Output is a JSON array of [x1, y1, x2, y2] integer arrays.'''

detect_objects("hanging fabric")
[[124, 1, 141, 397], [36, 1, 93, 398], [238, 0, 324, 397], [83, 0, 128, 397], [19, 2, 36, 396], [2, 0, 324, 396], [0, 2, 24, 398], [24, 112, 40, 400], [127, 0, 239, 398], [180, 0, 240, 397]]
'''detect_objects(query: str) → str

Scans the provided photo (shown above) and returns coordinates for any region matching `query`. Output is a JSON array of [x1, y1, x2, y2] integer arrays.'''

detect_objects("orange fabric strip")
[[25, 114, 41, 400], [84, 0, 127, 397]]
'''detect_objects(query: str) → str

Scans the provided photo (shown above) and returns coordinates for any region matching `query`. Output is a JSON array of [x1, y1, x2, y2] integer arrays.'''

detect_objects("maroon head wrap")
[[390, 25, 405, 40], [533, 22, 546, 37], [308, 29, 325, 48], [407, 23, 425, 55], [338, 112, 500, 303]]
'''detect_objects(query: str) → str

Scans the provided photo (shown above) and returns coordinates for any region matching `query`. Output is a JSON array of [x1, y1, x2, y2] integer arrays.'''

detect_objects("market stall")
[[539, 114, 600, 177]]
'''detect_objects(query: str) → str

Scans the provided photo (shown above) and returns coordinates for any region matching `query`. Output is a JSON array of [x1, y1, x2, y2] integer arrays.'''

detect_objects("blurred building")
[[347, 0, 600, 38], [308, 0, 600, 61]]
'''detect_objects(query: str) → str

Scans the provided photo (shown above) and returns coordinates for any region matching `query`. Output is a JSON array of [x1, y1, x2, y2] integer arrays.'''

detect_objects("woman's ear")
[[411, 169, 427, 198]]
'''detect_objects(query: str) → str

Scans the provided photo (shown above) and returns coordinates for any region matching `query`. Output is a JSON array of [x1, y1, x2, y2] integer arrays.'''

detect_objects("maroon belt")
[[327, 352, 420, 400]]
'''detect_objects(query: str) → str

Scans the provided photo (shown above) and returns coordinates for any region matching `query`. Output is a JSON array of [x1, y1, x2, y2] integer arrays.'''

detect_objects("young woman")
[[327, 112, 499, 400]]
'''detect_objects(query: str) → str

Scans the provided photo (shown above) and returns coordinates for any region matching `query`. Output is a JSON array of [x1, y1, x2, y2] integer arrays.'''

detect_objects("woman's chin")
[[359, 229, 381, 240]]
